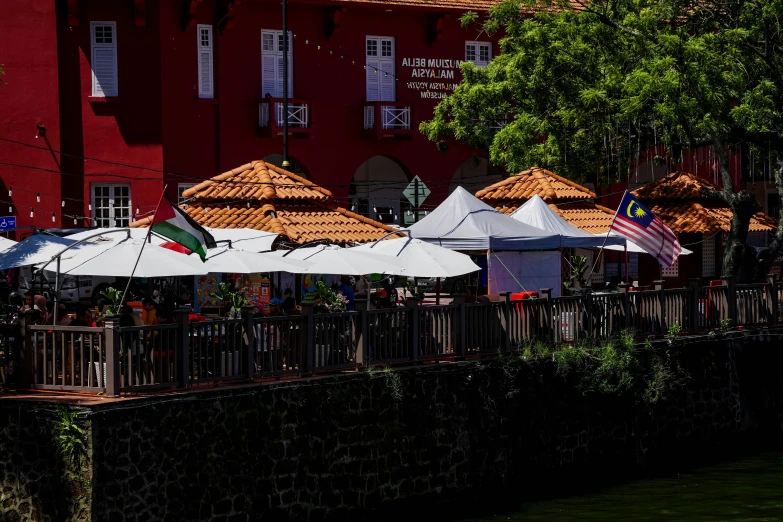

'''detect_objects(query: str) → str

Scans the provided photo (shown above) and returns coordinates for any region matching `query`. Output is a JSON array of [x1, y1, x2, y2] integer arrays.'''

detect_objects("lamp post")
[[282, 0, 290, 169]]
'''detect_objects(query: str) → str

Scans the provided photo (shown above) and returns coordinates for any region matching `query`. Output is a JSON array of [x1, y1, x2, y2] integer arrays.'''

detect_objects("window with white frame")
[[92, 184, 131, 227], [178, 183, 196, 204], [661, 259, 679, 277], [90, 22, 118, 97], [197, 25, 214, 98], [465, 41, 491, 68], [366, 36, 395, 102], [702, 234, 715, 278], [261, 30, 293, 98]]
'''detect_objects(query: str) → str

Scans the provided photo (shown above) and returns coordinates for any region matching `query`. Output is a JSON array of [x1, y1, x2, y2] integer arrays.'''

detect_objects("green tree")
[[422, 0, 783, 281]]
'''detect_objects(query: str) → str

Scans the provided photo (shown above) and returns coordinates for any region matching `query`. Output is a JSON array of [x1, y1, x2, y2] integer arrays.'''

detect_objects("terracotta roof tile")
[[132, 201, 398, 244], [631, 171, 717, 200], [133, 160, 398, 243], [644, 201, 775, 234], [476, 167, 596, 203], [182, 160, 332, 202], [632, 171, 776, 234]]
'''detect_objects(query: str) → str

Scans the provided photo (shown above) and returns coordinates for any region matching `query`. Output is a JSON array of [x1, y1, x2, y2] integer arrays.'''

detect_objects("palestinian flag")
[[151, 195, 216, 261]]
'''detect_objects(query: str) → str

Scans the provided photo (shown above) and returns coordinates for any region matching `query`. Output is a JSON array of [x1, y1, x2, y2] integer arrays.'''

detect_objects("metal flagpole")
[[585, 190, 625, 282], [119, 186, 168, 308]]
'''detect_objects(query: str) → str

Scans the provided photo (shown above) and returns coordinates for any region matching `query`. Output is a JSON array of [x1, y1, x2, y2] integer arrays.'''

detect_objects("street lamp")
[[282, 0, 290, 169]]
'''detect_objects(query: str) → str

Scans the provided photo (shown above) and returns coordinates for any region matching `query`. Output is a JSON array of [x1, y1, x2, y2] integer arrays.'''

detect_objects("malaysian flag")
[[610, 191, 682, 268]]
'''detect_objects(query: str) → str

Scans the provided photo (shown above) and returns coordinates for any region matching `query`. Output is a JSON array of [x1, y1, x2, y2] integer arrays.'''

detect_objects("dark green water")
[[459, 452, 783, 521]]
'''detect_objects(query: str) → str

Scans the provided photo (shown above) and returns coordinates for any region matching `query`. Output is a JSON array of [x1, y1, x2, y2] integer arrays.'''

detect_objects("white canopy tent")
[[407, 187, 561, 250], [352, 236, 480, 278], [509, 195, 625, 248]]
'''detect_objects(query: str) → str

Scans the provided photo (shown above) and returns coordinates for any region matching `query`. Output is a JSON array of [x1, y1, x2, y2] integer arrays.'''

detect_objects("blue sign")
[[0, 216, 16, 231]]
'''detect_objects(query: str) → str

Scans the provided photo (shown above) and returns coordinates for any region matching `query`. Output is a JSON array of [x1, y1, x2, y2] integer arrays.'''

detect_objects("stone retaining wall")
[[1, 336, 782, 522]]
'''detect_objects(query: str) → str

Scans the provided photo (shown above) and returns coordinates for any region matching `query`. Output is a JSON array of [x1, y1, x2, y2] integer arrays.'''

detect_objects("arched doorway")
[[349, 156, 410, 226], [449, 157, 503, 196], [263, 154, 310, 179]]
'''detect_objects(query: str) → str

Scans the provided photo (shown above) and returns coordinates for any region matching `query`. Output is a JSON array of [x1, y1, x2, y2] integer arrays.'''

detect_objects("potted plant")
[[312, 281, 349, 366], [210, 282, 249, 376]]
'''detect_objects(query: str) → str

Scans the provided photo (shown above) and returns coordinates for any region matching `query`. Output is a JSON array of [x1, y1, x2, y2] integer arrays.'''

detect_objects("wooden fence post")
[[540, 289, 553, 342], [241, 305, 256, 379], [453, 293, 466, 357], [174, 307, 191, 389], [688, 278, 700, 332], [584, 292, 594, 339], [104, 315, 121, 397], [617, 283, 630, 330], [654, 280, 665, 334], [354, 298, 369, 365], [721, 276, 736, 327], [405, 297, 419, 362], [500, 292, 511, 351], [300, 303, 314, 373], [767, 274, 778, 326], [19, 309, 38, 388]]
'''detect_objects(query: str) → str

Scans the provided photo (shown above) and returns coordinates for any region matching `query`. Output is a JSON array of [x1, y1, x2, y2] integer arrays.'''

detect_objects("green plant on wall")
[[53, 405, 86, 464], [517, 330, 688, 405]]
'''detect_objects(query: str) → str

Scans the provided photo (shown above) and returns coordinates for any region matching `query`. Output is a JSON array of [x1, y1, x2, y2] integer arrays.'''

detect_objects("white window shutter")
[[197, 25, 213, 98], [366, 59, 380, 102], [261, 30, 293, 98], [379, 60, 395, 101], [262, 54, 277, 97], [287, 34, 294, 98], [91, 22, 118, 97]]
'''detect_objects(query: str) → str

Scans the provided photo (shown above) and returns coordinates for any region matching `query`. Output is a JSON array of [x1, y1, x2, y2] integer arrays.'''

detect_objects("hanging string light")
[[30, 208, 34, 218], [51, 212, 55, 222], [36, 192, 40, 203]]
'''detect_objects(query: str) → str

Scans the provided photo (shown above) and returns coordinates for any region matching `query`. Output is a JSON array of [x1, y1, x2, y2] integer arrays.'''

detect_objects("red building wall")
[[1, 0, 494, 234]]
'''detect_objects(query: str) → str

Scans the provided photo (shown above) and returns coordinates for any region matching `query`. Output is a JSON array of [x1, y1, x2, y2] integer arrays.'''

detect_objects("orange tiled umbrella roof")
[[182, 161, 331, 202], [476, 167, 616, 233], [476, 167, 596, 202], [633, 171, 776, 234], [132, 161, 398, 244]]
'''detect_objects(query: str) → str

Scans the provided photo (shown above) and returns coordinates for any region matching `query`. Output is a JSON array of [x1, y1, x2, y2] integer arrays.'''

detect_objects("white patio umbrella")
[[0, 236, 17, 253], [201, 246, 312, 274], [352, 237, 480, 278], [267, 244, 406, 275], [0, 234, 80, 270], [55, 238, 209, 277]]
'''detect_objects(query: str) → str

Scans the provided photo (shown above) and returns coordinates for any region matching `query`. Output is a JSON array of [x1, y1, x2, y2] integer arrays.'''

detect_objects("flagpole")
[[119, 185, 168, 310], [585, 190, 626, 284]]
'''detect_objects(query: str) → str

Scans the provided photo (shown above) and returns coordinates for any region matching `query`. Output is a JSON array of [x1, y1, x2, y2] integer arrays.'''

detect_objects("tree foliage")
[[422, 0, 783, 281]]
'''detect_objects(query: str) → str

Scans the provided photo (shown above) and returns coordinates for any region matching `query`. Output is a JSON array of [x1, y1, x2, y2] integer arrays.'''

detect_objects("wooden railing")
[[10, 276, 783, 396]]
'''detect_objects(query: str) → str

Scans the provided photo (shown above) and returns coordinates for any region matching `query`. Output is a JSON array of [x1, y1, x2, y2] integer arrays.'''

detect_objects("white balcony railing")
[[363, 106, 375, 130], [380, 105, 411, 130], [258, 101, 310, 129], [364, 105, 412, 131], [275, 102, 309, 128]]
